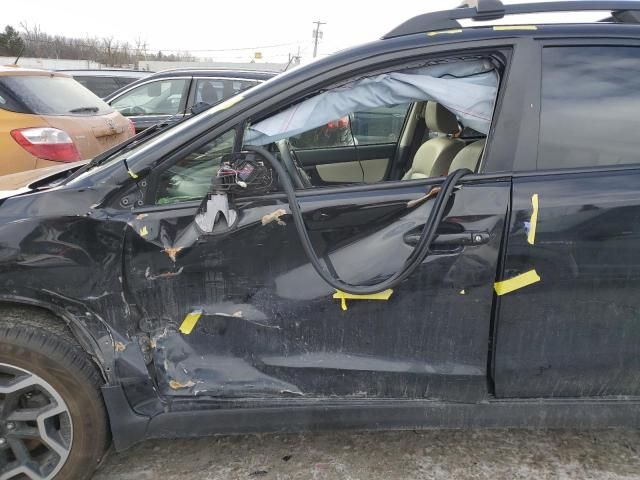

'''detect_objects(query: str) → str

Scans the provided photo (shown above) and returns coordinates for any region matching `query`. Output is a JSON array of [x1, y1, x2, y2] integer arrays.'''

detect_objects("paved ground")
[[94, 429, 640, 480]]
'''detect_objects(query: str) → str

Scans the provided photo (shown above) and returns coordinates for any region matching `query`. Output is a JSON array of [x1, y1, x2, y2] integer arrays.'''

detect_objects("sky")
[[4, 0, 610, 64]]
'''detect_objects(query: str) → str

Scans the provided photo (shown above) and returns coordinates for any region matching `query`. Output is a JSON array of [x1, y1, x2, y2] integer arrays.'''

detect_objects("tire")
[[0, 306, 109, 480]]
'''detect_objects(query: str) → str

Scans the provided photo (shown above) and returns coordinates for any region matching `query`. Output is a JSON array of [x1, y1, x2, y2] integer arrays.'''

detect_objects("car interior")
[[153, 55, 502, 204]]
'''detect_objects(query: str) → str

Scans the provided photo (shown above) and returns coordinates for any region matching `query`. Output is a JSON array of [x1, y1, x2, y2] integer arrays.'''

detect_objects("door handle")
[[403, 231, 490, 247]]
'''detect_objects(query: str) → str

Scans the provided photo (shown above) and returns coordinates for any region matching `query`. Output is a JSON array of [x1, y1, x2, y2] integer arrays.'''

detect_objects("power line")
[[312, 20, 326, 58]]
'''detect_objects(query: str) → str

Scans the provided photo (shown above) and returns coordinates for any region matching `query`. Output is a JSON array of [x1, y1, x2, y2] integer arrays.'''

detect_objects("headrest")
[[424, 101, 460, 135], [450, 139, 486, 172]]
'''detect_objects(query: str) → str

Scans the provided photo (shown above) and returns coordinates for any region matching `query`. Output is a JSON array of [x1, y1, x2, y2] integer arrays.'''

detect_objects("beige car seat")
[[449, 139, 486, 173], [402, 102, 465, 180]]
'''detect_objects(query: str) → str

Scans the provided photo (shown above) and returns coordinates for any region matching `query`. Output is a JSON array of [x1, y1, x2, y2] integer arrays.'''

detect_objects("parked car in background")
[[104, 68, 277, 132], [58, 69, 152, 98], [0, 66, 134, 175]]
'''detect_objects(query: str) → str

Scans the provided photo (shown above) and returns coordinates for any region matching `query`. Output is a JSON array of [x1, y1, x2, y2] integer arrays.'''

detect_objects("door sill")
[[103, 385, 640, 451]]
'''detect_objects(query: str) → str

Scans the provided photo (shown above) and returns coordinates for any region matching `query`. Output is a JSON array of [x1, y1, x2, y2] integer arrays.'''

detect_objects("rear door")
[[291, 104, 410, 185], [494, 42, 640, 398]]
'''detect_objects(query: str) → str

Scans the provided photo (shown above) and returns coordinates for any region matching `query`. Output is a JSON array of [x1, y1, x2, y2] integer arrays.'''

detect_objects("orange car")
[[0, 66, 134, 176]]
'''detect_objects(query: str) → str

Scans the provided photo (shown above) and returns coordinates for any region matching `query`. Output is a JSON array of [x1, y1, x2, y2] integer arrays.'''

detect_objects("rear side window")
[[288, 104, 410, 150], [74, 76, 121, 98], [350, 105, 410, 145], [193, 79, 260, 106], [539, 46, 640, 170], [0, 75, 113, 115], [116, 77, 140, 88]]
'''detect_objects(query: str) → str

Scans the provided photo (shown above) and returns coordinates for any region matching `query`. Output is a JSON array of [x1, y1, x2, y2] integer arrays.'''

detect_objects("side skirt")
[[102, 385, 640, 451]]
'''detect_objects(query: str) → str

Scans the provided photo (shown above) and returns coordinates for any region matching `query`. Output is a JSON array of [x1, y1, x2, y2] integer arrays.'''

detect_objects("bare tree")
[[12, 23, 194, 66]]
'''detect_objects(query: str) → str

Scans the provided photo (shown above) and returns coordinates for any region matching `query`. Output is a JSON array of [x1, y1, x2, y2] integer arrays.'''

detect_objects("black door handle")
[[403, 231, 490, 246]]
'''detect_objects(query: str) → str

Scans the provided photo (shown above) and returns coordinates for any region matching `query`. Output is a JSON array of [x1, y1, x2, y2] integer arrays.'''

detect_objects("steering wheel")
[[275, 139, 312, 188]]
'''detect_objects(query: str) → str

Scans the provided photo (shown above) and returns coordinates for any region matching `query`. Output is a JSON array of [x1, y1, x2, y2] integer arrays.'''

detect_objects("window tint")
[[194, 79, 260, 106], [74, 76, 121, 98], [289, 116, 354, 149], [115, 77, 140, 88], [194, 79, 224, 105], [155, 129, 236, 205], [539, 46, 640, 170], [232, 80, 258, 93], [111, 79, 187, 116], [0, 75, 113, 115], [350, 105, 410, 145]]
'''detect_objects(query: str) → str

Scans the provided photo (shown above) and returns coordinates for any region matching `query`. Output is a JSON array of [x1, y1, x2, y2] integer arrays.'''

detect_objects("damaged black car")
[[3, 1, 640, 478]]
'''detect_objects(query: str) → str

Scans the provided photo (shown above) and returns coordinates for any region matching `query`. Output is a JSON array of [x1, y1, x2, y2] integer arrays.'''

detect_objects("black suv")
[[2, 2, 640, 478], [103, 68, 277, 133]]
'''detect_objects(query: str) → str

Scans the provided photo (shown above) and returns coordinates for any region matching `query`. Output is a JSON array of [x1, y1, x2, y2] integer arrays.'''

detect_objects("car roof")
[[0, 66, 71, 77], [103, 68, 278, 101], [145, 68, 278, 80], [56, 69, 152, 78]]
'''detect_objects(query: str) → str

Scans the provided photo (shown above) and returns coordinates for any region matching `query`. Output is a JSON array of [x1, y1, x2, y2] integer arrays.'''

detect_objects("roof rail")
[[384, 0, 640, 38]]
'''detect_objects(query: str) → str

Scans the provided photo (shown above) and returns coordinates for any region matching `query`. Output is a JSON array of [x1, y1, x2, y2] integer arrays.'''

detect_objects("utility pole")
[[312, 20, 326, 58]]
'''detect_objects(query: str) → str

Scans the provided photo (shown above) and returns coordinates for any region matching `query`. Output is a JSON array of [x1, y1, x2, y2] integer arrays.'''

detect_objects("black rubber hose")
[[245, 144, 471, 295]]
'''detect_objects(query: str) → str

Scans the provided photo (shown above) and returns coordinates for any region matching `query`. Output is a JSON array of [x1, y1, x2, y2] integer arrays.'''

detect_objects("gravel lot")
[[94, 429, 640, 480]]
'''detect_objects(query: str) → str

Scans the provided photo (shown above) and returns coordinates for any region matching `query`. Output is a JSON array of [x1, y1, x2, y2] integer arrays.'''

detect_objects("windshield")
[[0, 75, 113, 116]]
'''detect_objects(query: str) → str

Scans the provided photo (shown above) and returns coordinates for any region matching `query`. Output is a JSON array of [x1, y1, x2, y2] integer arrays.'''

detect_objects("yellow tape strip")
[[493, 25, 537, 31], [427, 28, 463, 36], [139, 226, 148, 237], [527, 193, 539, 245], [333, 289, 393, 311], [494, 270, 540, 296], [127, 169, 139, 179], [179, 310, 203, 335], [209, 95, 244, 114]]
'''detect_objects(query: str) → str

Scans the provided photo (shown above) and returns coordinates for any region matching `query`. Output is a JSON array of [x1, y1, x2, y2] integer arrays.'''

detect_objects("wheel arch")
[[0, 296, 110, 382]]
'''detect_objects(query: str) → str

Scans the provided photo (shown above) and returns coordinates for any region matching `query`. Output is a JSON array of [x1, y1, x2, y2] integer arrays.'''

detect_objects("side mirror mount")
[[190, 102, 212, 116]]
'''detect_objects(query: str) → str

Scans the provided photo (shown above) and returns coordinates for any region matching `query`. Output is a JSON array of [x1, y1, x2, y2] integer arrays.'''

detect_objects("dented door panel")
[[123, 179, 510, 401]]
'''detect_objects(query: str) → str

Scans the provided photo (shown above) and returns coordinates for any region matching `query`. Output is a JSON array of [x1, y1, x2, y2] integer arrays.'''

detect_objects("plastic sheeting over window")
[[244, 59, 499, 146]]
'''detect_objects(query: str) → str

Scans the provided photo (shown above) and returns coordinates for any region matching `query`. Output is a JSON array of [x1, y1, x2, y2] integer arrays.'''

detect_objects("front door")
[[123, 170, 510, 402], [121, 48, 512, 403], [109, 77, 190, 132]]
